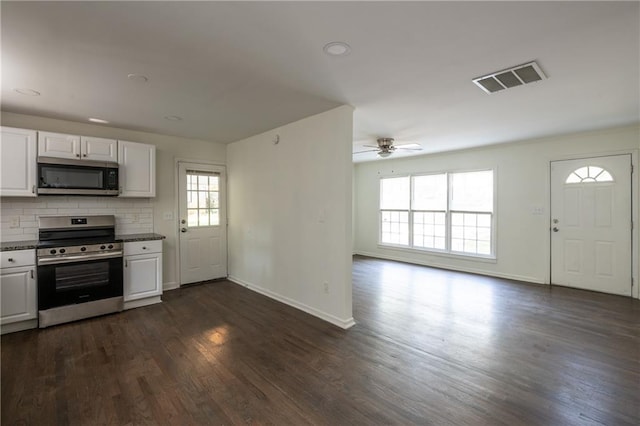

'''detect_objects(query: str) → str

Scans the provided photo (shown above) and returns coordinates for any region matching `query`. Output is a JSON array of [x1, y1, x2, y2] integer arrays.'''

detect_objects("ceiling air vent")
[[473, 61, 546, 94]]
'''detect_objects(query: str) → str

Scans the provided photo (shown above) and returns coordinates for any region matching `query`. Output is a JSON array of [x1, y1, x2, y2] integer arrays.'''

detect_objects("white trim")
[[376, 243, 497, 263], [163, 281, 179, 291], [355, 250, 544, 284], [0, 319, 38, 335], [228, 276, 356, 329], [123, 295, 162, 310]]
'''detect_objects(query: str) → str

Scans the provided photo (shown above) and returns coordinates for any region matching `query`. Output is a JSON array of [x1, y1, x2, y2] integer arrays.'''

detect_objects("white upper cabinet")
[[38, 131, 117, 162], [80, 136, 118, 162], [118, 140, 156, 197], [38, 131, 81, 159], [0, 127, 37, 197]]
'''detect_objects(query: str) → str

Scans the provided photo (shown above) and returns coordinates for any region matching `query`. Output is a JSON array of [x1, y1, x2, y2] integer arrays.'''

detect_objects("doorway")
[[550, 155, 632, 296], [177, 162, 227, 285]]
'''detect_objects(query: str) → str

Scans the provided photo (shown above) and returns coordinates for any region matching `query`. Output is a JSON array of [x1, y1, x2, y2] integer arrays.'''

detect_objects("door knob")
[[553, 227, 559, 232], [181, 228, 187, 233]]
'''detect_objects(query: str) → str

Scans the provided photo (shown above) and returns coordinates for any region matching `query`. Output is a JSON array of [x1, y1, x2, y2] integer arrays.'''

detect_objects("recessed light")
[[323, 41, 351, 56], [14, 88, 41, 96], [127, 73, 149, 83], [88, 118, 109, 124], [164, 115, 182, 121]]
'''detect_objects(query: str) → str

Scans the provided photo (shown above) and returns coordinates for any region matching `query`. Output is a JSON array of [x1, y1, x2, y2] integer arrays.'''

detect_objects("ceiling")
[[2, 2, 638, 163]]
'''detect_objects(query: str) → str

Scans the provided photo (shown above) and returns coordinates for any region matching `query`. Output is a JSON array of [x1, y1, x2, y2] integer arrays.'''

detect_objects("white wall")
[[354, 124, 640, 298], [227, 105, 355, 328], [0, 111, 226, 289]]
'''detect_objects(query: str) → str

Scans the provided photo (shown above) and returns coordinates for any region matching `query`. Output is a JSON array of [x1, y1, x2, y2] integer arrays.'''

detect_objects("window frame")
[[378, 168, 497, 260]]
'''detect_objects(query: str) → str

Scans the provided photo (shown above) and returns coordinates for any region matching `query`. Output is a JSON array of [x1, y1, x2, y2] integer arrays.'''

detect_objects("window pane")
[[187, 190, 198, 208], [199, 209, 209, 226], [209, 209, 220, 226], [187, 209, 198, 226], [380, 177, 410, 209], [209, 176, 219, 191], [452, 212, 464, 226], [413, 174, 447, 210], [381, 209, 409, 245], [451, 170, 493, 212]]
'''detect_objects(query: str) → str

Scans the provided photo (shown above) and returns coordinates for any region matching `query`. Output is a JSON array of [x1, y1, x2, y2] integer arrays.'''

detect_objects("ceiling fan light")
[[378, 151, 392, 158]]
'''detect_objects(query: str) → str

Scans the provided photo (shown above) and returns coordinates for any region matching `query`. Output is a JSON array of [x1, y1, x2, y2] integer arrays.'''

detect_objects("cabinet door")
[[118, 140, 156, 197], [123, 253, 162, 301], [0, 266, 37, 325], [38, 131, 81, 159], [81, 136, 118, 162], [0, 127, 37, 197]]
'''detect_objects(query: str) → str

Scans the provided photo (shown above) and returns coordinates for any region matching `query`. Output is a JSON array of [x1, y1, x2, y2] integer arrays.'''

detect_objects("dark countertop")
[[0, 240, 38, 252], [116, 233, 166, 243], [1, 234, 165, 252]]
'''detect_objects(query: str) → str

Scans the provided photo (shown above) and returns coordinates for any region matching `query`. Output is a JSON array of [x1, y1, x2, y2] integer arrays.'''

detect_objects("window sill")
[[376, 243, 497, 264]]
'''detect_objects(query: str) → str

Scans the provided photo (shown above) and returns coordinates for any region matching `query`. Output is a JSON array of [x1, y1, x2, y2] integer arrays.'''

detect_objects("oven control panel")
[[37, 242, 123, 265]]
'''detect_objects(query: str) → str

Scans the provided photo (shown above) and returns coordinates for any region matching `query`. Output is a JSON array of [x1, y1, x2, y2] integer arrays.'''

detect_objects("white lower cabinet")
[[1, 250, 38, 334], [123, 240, 163, 309]]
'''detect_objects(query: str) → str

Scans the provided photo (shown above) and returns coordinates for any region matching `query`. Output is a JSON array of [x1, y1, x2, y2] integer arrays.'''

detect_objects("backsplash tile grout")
[[0, 196, 154, 241]]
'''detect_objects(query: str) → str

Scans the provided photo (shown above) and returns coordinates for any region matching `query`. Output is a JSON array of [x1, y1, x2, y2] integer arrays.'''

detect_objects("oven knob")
[[100, 245, 106, 250], [49, 249, 57, 255], [80, 247, 87, 252], [108, 244, 113, 249], [59, 249, 66, 254]]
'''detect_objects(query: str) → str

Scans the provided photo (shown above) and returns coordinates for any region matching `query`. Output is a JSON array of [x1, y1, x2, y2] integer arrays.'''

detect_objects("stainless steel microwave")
[[37, 157, 119, 196]]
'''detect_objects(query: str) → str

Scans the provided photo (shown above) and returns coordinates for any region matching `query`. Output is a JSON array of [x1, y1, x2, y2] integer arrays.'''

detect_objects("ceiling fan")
[[354, 138, 423, 158]]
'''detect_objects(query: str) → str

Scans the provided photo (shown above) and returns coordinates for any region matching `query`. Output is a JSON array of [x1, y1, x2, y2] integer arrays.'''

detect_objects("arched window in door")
[[565, 166, 613, 184]]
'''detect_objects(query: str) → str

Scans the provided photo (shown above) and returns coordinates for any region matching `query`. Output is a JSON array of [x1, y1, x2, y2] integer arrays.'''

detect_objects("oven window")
[[40, 165, 103, 189], [55, 262, 110, 291]]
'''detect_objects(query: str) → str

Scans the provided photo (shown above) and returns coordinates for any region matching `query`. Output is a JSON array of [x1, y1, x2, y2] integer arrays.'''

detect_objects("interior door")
[[550, 155, 632, 296], [178, 162, 227, 285]]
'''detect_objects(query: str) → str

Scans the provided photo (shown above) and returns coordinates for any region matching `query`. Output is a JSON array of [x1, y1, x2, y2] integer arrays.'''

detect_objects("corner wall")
[[227, 105, 354, 328], [0, 111, 226, 289], [354, 124, 640, 298]]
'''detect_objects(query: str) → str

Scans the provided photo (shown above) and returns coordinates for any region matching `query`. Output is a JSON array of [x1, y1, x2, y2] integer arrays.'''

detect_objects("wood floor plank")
[[2, 255, 639, 425]]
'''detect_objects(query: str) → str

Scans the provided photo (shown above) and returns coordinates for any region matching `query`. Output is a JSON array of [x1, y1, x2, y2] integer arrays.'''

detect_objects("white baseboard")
[[124, 295, 162, 310], [228, 275, 356, 330], [163, 281, 179, 291], [354, 250, 545, 285], [0, 319, 37, 335]]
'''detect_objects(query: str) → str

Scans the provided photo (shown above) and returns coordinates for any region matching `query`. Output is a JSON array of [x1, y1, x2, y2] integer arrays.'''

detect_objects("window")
[[186, 171, 220, 227], [565, 166, 613, 184], [379, 170, 494, 257]]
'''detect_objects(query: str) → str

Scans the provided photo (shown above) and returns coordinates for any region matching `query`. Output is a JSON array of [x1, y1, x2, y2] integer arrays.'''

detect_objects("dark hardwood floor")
[[2, 255, 639, 425]]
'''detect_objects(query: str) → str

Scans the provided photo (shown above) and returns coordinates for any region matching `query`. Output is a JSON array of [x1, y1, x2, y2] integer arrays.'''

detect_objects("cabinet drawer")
[[124, 240, 162, 256], [1, 250, 35, 268]]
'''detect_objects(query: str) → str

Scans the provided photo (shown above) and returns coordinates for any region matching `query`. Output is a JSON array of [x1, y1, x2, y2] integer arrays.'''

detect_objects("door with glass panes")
[[178, 162, 227, 284]]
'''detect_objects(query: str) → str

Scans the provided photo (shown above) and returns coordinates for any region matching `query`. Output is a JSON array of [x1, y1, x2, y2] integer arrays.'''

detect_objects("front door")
[[178, 162, 227, 285], [550, 155, 632, 296]]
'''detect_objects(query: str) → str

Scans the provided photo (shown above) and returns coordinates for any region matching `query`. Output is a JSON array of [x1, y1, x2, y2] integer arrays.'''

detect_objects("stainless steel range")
[[37, 215, 123, 328]]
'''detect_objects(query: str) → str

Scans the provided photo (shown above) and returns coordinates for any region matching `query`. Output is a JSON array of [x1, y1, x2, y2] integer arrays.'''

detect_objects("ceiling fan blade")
[[396, 146, 423, 151], [353, 149, 379, 154], [394, 143, 421, 149], [362, 144, 379, 148]]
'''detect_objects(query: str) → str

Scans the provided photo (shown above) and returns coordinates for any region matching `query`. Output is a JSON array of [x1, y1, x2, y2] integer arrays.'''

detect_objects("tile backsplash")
[[0, 196, 154, 241]]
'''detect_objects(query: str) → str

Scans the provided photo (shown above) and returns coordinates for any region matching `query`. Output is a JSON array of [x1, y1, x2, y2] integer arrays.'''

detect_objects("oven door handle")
[[37, 250, 123, 265]]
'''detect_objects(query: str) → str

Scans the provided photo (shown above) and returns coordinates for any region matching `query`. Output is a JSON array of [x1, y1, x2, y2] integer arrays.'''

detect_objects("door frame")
[[174, 158, 228, 287], [548, 149, 638, 299]]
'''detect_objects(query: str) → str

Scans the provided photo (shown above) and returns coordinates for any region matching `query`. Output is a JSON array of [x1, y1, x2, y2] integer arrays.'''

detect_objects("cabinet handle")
[[7, 258, 14, 262], [32, 185, 36, 194], [125, 259, 128, 268], [142, 246, 147, 250], [30, 270, 34, 279], [119, 186, 123, 195], [83, 153, 87, 157], [76, 154, 80, 158]]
